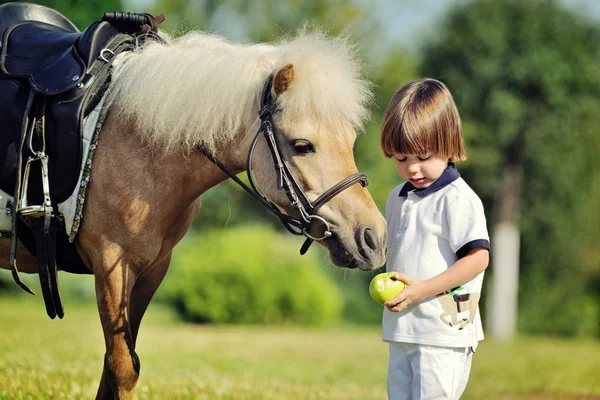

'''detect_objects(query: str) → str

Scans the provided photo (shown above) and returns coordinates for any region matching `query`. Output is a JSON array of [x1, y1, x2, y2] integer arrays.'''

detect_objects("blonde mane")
[[105, 29, 372, 153]]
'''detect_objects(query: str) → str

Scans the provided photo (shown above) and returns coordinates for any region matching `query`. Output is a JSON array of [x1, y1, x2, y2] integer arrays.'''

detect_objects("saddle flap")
[[1, 21, 85, 95]]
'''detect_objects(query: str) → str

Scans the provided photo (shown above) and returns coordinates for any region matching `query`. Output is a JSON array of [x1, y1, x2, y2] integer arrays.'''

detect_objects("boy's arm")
[[384, 248, 489, 312]]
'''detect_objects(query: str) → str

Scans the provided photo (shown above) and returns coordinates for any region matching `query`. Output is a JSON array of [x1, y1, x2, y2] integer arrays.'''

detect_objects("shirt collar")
[[398, 162, 460, 198]]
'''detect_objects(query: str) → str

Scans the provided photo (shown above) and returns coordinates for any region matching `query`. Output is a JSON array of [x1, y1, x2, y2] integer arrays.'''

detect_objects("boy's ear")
[[272, 64, 294, 96]]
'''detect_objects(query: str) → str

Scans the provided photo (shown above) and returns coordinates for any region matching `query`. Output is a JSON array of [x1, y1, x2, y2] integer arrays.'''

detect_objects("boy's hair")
[[380, 78, 466, 160]]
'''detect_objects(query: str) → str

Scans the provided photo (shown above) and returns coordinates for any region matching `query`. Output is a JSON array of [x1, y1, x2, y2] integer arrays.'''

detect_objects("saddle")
[[0, 2, 164, 319]]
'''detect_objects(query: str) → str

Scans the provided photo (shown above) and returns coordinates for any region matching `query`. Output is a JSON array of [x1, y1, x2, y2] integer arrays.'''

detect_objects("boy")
[[380, 78, 490, 400]]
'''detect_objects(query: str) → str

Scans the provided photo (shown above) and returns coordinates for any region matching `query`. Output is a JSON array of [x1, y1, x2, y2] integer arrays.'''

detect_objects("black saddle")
[[0, 2, 163, 319], [0, 4, 137, 206]]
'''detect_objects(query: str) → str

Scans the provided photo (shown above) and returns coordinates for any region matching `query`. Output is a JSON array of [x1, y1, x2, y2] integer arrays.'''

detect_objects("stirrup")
[[17, 152, 54, 233]]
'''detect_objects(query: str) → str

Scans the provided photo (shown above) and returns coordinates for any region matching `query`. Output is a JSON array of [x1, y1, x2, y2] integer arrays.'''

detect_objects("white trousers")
[[387, 342, 472, 400]]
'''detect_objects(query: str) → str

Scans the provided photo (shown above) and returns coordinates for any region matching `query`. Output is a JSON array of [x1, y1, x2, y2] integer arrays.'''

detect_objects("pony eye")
[[293, 140, 315, 154]]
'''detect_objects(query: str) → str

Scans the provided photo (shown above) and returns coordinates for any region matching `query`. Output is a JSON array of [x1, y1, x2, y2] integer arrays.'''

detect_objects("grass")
[[0, 295, 599, 399]]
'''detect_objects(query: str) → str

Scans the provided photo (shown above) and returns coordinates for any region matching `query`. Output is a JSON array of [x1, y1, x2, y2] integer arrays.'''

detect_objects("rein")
[[198, 74, 368, 255]]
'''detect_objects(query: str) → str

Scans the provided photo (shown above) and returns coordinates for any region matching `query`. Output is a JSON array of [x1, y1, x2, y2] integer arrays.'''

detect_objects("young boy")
[[380, 78, 490, 400]]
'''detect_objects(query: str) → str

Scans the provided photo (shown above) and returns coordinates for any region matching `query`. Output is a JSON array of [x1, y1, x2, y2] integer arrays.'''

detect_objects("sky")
[[126, 0, 600, 47], [378, 0, 600, 48]]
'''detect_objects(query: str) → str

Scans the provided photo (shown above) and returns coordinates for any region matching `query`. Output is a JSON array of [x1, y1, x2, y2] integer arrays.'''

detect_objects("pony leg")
[[129, 254, 172, 345], [94, 262, 138, 400]]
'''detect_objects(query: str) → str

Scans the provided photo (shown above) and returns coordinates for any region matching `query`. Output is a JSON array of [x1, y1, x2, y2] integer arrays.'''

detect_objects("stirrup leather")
[[9, 90, 64, 318]]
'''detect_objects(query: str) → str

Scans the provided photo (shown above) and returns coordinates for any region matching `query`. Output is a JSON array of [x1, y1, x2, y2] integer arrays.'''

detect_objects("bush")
[[518, 268, 600, 338], [157, 226, 343, 325], [0, 268, 96, 301]]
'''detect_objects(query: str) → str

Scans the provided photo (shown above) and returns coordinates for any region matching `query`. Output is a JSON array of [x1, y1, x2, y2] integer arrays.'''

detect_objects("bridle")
[[198, 74, 369, 255]]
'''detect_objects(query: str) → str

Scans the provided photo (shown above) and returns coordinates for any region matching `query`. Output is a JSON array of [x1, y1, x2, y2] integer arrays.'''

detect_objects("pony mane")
[[105, 29, 372, 153]]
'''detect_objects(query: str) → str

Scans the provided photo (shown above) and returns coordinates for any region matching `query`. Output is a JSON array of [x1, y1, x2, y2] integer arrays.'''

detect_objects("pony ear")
[[272, 64, 294, 95]]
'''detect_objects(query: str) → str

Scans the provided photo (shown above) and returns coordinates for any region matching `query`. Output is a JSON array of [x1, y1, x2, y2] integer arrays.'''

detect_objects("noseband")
[[198, 74, 368, 254]]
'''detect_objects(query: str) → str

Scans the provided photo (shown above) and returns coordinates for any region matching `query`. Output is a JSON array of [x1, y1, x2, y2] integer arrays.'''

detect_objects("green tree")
[[420, 0, 600, 337], [150, 0, 377, 42], [0, 0, 123, 29], [356, 48, 419, 209]]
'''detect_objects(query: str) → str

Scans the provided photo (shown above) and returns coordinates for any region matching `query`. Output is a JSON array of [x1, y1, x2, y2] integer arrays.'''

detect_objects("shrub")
[[158, 226, 343, 325], [0, 269, 96, 301]]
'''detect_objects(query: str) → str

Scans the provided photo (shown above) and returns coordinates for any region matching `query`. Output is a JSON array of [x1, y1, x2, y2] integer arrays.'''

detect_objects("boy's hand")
[[384, 273, 429, 312]]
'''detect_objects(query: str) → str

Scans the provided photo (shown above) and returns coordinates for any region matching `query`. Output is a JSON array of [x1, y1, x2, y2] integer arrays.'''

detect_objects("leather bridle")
[[198, 74, 369, 255]]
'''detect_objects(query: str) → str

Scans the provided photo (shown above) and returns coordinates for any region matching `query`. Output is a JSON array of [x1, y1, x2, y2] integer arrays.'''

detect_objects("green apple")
[[369, 272, 405, 305]]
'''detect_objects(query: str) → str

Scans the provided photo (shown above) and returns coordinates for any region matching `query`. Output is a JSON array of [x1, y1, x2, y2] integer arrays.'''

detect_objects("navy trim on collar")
[[398, 162, 460, 197]]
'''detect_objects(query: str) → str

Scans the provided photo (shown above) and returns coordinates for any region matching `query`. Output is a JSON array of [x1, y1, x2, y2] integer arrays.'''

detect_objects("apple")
[[369, 272, 405, 305]]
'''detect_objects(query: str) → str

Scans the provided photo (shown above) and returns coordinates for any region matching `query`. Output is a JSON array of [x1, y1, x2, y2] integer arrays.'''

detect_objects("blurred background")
[[0, 0, 599, 398]]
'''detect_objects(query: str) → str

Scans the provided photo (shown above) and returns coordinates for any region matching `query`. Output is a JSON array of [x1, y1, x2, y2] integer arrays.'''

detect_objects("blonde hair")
[[105, 30, 371, 153], [380, 78, 466, 161]]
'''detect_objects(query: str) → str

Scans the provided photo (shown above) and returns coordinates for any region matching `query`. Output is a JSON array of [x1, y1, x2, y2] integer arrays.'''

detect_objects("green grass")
[[0, 296, 599, 400]]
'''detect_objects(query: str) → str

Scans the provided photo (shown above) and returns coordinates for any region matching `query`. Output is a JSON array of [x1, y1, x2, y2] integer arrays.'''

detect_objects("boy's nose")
[[407, 163, 420, 173]]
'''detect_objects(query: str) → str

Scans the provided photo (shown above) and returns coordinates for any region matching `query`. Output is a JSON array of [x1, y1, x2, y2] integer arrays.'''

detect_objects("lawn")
[[0, 296, 599, 400]]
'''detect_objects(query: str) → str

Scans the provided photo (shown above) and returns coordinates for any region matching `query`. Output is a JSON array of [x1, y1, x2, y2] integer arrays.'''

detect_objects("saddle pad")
[[0, 191, 12, 232], [59, 95, 107, 241]]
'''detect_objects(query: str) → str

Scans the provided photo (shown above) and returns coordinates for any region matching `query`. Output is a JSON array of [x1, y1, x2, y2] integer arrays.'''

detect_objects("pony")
[[0, 16, 386, 400]]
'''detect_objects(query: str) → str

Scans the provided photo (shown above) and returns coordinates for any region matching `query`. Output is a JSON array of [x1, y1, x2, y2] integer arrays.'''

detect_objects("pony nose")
[[357, 227, 379, 260], [364, 228, 377, 251]]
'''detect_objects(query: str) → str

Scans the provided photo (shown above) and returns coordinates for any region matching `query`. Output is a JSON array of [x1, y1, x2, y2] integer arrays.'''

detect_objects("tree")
[[356, 48, 419, 208], [150, 0, 377, 42], [0, 0, 124, 29], [420, 0, 600, 338]]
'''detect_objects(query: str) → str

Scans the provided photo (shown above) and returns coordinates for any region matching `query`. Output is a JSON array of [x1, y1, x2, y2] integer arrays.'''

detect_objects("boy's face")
[[393, 153, 448, 188]]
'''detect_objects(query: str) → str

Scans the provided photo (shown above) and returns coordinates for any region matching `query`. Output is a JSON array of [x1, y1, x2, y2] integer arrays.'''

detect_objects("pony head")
[[245, 32, 387, 270]]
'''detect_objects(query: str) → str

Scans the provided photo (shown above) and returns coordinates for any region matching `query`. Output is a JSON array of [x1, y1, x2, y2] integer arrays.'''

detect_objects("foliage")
[[149, 0, 378, 42], [337, 269, 385, 324], [0, 268, 96, 300], [191, 179, 285, 234], [355, 48, 419, 208], [0, 273, 10, 292], [420, 0, 600, 336], [157, 226, 343, 325], [0, 0, 124, 28]]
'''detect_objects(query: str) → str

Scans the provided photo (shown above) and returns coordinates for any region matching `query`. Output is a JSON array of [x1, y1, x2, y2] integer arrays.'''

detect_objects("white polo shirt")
[[383, 164, 490, 349]]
